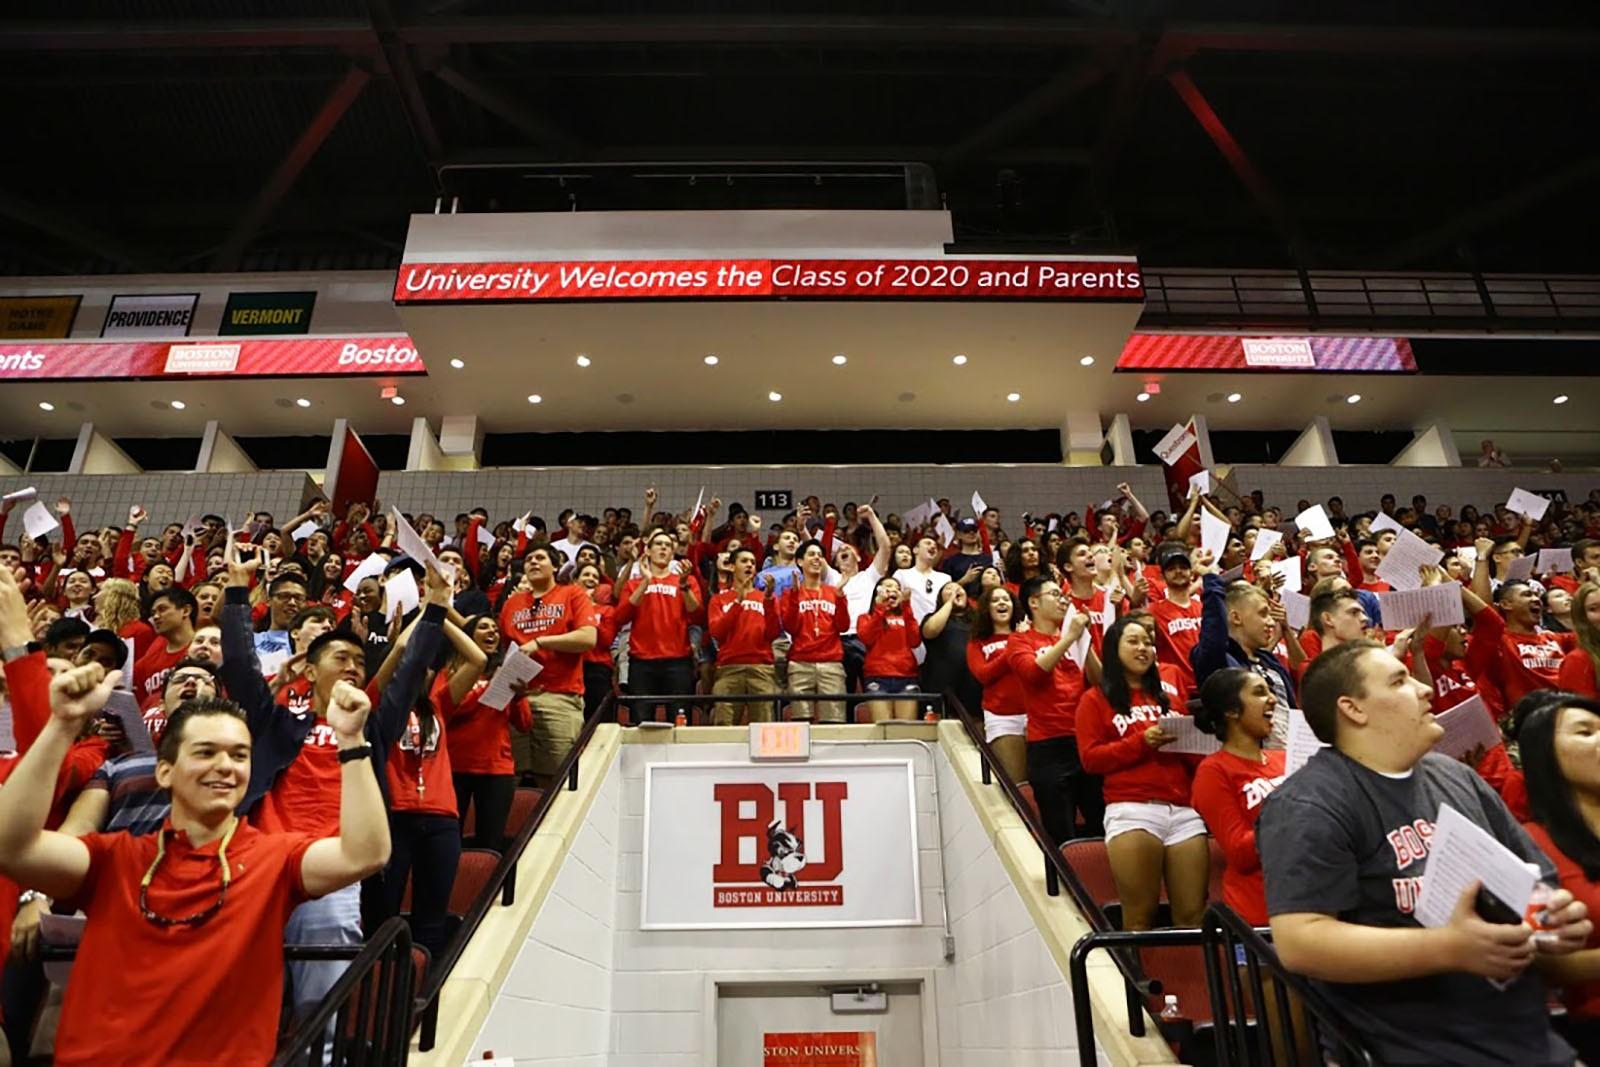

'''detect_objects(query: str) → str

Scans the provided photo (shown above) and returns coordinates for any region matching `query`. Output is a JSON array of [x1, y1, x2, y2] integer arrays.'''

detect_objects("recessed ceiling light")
[[1079, 355, 1095, 367], [1554, 394, 1570, 405], [1135, 392, 1151, 403], [391, 396, 406, 406], [1226, 392, 1242, 403], [703, 355, 719, 366], [527, 394, 542, 404], [449, 358, 465, 369], [1346, 394, 1362, 404], [38, 401, 54, 411], [952, 354, 968, 366], [295, 397, 312, 408], [768, 391, 783, 402], [575, 354, 591, 367], [1006, 392, 1021, 403], [832, 354, 848, 366], [170, 400, 186, 410]]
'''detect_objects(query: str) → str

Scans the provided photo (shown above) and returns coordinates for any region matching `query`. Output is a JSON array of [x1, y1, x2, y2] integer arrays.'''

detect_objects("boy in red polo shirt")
[[707, 547, 781, 726], [0, 662, 391, 1067]]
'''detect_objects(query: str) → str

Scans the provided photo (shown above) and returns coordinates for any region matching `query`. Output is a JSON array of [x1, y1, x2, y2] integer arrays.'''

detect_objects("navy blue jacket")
[[219, 586, 445, 816], [1189, 572, 1298, 704]]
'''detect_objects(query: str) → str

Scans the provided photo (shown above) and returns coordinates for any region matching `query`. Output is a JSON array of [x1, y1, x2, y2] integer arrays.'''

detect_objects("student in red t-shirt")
[[133, 586, 197, 707], [1077, 615, 1206, 929], [1559, 583, 1600, 699], [575, 562, 620, 719], [498, 545, 598, 781], [1482, 578, 1576, 707], [614, 529, 701, 723], [0, 662, 391, 1067], [857, 576, 922, 722], [967, 586, 1026, 785], [440, 615, 531, 850], [1056, 536, 1111, 655], [1149, 545, 1204, 692], [1007, 576, 1100, 843], [778, 540, 850, 723], [707, 547, 781, 726], [1190, 667, 1286, 926]]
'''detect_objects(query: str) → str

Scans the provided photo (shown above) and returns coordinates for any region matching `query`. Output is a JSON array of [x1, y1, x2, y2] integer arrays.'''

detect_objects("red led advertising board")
[[0, 335, 423, 381], [1117, 333, 1416, 373], [394, 257, 1143, 302]]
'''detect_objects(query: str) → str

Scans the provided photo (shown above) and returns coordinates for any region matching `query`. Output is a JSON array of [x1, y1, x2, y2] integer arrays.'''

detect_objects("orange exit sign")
[[749, 721, 811, 762]]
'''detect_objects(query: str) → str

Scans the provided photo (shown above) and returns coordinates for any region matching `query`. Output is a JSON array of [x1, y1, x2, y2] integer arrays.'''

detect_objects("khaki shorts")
[[712, 663, 779, 725], [511, 691, 585, 782], [787, 659, 846, 723]]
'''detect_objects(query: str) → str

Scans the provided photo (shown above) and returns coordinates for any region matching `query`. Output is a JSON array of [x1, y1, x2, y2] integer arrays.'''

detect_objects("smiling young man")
[[133, 586, 197, 706], [708, 547, 781, 726], [1257, 640, 1591, 1066], [0, 662, 391, 1067], [498, 544, 598, 776]]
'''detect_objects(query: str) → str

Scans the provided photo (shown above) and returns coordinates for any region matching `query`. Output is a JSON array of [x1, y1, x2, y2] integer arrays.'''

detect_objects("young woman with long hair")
[[857, 575, 922, 722], [439, 613, 532, 851], [1076, 614, 1208, 929], [1558, 582, 1600, 698], [94, 577, 154, 659], [967, 585, 1026, 784]]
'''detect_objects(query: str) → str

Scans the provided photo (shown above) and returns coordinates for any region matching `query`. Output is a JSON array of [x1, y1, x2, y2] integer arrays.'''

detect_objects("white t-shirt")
[[893, 565, 950, 622], [552, 537, 596, 567], [838, 562, 885, 635]]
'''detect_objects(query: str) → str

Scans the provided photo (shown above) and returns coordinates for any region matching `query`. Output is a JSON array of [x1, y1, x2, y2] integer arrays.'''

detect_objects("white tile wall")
[[0, 472, 318, 535]]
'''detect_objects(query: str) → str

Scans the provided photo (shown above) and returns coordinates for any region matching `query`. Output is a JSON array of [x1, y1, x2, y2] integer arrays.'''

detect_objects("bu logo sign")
[[712, 782, 846, 908]]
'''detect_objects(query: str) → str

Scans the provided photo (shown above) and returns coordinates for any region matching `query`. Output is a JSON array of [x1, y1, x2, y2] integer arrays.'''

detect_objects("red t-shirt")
[[613, 572, 702, 660], [1005, 628, 1087, 742], [1523, 821, 1600, 1020], [55, 820, 313, 1067], [437, 672, 532, 777], [1191, 749, 1287, 925], [1076, 669, 1194, 806], [498, 584, 599, 695], [585, 601, 619, 667], [967, 634, 1024, 715], [858, 605, 921, 678], [253, 721, 344, 837], [779, 584, 848, 663], [1493, 625, 1576, 707], [1067, 586, 1111, 656], [1150, 594, 1203, 691], [386, 710, 456, 817], [276, 676, 314, 719], [1559, 649, 1599, 699], [133, 638, 190, 707], [708, 587, 780, 665]]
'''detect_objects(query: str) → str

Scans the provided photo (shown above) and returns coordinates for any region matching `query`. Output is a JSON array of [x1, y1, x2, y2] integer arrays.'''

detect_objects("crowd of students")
[[1, 477, 1600, 1062]]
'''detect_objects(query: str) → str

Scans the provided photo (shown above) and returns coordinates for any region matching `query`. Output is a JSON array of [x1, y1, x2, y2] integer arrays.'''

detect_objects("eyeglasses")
[[272, 591, 306, 604], [141, 817, 237, 927]]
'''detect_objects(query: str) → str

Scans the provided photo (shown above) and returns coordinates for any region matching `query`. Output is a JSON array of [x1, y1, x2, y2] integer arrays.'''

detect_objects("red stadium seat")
[[505, 787, 545, 839], [1140, 944, 1216, 1025], [1015, 782, 1040, 821], [449, 848, 503, 917], [1060, 838, 1119, 909]]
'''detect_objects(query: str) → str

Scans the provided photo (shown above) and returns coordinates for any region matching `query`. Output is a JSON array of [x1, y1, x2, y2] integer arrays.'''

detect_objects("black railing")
[[413, 697, 611, 1052], [941, 691, 1161, 1037], [271, 917, 416, 1066], [616, 689, 945, 723], [1068, 926, 1203, 1067]]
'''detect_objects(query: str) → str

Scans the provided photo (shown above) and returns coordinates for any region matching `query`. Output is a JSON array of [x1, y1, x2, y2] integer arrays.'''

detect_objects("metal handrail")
[[940, 690, 1161, 1037], [271, 917, 416, 1066], [413, 695, 612, 1051], [1068, 926, 1205, 1067]]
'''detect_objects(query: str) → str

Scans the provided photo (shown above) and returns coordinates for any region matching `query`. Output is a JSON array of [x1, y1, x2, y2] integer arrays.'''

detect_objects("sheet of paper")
[[1414, 801, 1539, 929], [1153, 423, 1197, 466], [1431, 695, 1502, 763], [476, 524, 496, 548], [104, 689, 154, 756], [1504, 555, 1536, 581], [0, 700, 14, 753], [479, 646, 544, 710], [902, 501, 932, 528], [1506, 488, 1551, 522], [1370, 511, 1404, 536], [971, 490, 988, 517], [1200, 510, 1231, 562], [118, 640, 136, 690], [1046, 516, 1059, 534], [256, 648, 289, 681], [1284, 708, 1329, 776], [1250, 528, 1283, 562], [1281, 589, 1311, 631], [512, 511, 530, 533], [1455, 545, 1478, 568], [1, 486, 37, 504], [1218, 564, 1245, 582], [342, 552, 389, 593], [1156, 714, 1222, 755], [1060, 606, 1091, 668], [1265, 557, 1302, 595], [1188, 469, 1212, 497], [1294, 505, 1335, 542], [391, 507, 456, 584], [933, 513, 957, 548], [1378, 582, 1465, 630], [1375, 527, 1445, 592], [21, 501, 58, 540], [1538, 548, 1574, 575], [289, 520, 319, 543], [383, 568, 419, 622]]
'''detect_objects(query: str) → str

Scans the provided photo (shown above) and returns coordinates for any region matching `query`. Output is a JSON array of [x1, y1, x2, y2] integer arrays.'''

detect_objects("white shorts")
[[984, 710, 1027, 741], [1104, 802, 1208, 847]]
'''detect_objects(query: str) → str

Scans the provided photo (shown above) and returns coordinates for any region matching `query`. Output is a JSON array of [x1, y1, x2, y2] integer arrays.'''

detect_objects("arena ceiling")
[[2, 1, 1599, 278]]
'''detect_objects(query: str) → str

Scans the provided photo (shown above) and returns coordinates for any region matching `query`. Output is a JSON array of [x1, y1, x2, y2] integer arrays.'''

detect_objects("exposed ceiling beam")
[[1377, 154, 1600, 268], [432, 65, 587, 156], [362, 0, 444, 168], [211, 65, 372, 271], [0, 188, 151, 270], [2, 19, 371, 51], [946, 52, 1115, 162]]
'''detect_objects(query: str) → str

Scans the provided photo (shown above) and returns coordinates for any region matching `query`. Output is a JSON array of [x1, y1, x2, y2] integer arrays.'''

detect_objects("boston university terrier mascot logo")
[[712, 781, 847, 907]]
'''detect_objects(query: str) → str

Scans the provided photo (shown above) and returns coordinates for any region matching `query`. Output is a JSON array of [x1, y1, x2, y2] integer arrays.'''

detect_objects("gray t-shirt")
[[1256, 749, 1569, 1066]]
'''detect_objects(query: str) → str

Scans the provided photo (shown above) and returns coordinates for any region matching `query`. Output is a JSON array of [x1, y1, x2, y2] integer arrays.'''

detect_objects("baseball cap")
[[1158, 547, 1192, 571], [956, 517, 979, 532]]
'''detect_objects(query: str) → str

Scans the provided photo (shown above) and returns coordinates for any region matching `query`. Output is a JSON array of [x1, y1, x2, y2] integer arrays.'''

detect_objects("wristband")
[[337, 744, 374, 764], [2, 643, 34, 664]]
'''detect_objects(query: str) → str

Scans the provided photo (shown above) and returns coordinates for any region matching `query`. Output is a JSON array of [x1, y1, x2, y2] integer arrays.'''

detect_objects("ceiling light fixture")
[[38, 401, 54, 411], [768, 391, 783, 402], [1135, 392, 1151, 403], [295, 397, 312, 408], [1346, 394, 1362, 404], [952, 354, 968, 366], [170, 400, 186, 410], [1226, 392, 1242, 403], [832, 354, 848, 366], [1006, 392, 1021, 403], [576, 354, 592, 367], [528, 394, 542, 404], [391, 396, 406, 406], [703, 355, 719, 366], [1554, 394, 1570, 405], [449, 358, 465, 369], [1079, 355, 1095, 367]]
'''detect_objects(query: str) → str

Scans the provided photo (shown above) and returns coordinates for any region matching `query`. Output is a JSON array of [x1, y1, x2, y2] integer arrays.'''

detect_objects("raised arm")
[[369, 565, 449, 748], [443, 617, 489, 705], [217, 537, 275, 735], [860, 504, 891, 576], [300, 680, 392, 897]]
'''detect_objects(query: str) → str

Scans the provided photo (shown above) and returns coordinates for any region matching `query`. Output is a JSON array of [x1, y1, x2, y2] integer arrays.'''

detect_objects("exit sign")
[[749, 721, 811, 762]]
